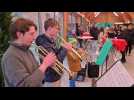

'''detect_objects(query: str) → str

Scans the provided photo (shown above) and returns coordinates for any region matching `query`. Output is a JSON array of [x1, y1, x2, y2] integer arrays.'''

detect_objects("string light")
[[94, 12, 100, 17], [113, 12, 119, 16]]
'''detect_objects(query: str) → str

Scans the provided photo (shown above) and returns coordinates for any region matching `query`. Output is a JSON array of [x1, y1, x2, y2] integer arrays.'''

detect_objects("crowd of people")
[[89, 24, 134, 63]]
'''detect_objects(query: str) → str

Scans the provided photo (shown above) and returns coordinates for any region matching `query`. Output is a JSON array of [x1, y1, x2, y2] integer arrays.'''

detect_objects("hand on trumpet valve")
[[42, 52, 56, 67]]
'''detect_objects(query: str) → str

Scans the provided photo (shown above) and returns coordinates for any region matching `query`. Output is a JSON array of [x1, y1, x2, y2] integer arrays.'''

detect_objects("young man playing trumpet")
[[1, 18, 56, 87], [35, 18, 72, 87]]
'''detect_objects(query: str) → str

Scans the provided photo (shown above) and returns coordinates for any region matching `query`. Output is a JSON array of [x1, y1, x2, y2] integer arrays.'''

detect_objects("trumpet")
[[57, 35, 83, 60], [32, 42, 72, 78]]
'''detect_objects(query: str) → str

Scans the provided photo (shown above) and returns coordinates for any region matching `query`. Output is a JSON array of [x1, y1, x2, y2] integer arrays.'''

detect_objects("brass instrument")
[[32, 43, 72, 78], [57, 35, 83, 60]]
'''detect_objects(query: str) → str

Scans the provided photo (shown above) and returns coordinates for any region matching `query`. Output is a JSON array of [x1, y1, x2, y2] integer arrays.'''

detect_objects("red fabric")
[[80, 32, 94, 39], [99, 35, 107, 48], [82, 32, 90, 36], [101, 36, 107, 44], [112, 39, 127, 52], [100, 32, 109, 44]]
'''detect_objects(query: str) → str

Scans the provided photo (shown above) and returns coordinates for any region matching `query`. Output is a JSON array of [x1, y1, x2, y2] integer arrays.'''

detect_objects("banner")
[[96, 39, 113, 65]]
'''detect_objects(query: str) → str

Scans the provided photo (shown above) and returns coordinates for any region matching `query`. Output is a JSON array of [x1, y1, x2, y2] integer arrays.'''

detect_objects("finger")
[[52, 53, 56, 57]]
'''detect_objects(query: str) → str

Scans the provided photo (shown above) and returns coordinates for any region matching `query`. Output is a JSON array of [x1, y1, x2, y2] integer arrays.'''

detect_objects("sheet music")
[[97, 61, 134, 87]]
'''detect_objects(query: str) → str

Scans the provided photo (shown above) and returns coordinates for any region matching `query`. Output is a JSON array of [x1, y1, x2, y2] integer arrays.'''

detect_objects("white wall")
[[12, 12, 64, 35]]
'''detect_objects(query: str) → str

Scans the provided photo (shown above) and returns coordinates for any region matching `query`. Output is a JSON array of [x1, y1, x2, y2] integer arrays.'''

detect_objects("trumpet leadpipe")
[[58, 35, 82, 60]]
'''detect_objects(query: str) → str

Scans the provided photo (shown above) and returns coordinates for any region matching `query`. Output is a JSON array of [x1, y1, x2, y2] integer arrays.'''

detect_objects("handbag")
[[87, 62, 99, 78]]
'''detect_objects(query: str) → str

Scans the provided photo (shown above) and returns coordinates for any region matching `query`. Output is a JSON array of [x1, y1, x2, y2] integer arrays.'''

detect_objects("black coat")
[[35, 34, 67, 82], [90, 27, 99, 40], [117, 30, 129, 44], [128, 29, 134, 44]]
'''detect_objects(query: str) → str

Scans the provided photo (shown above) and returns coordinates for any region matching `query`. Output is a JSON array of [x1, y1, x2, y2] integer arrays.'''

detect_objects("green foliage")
[[0, 12, 12, 87]]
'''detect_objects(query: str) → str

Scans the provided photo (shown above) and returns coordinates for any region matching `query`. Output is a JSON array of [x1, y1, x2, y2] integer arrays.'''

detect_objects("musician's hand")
[[39, 52, 56, 73], [62, 42, 73, 51], [43, 52, 56, 67]]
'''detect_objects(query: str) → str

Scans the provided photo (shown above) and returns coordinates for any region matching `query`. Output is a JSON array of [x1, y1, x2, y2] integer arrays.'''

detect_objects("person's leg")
[[70, 72, 77, 80], [79, 39, 83, 48], [125, 45, 129, 55], [76, 68, 86, 81], [129, 43, 132, 55], [43, 80, 61, 87], [121, 51, 126, 63]]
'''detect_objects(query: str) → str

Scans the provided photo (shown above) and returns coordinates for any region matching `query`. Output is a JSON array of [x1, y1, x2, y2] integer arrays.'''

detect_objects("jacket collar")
[[9, 41, 30, 51], [42, 34, 54, 44]]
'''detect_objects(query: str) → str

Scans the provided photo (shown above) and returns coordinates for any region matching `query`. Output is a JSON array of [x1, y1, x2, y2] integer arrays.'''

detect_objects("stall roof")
[[77, 12, 134, 24]]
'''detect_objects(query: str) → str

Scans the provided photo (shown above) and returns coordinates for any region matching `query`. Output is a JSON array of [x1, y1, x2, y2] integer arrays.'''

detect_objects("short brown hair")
[[44, 18, 60, 31], [9, 18, 37, 40]]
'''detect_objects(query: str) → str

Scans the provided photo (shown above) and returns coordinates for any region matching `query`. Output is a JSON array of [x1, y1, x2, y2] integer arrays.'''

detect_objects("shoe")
[[69, 80, 76, 87], [121, 59, 126, 63]]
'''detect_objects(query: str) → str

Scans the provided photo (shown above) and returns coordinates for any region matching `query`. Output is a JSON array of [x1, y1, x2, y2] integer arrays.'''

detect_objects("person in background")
[[117, 26, 129, 63], [125, 24, 133, 56], [76, 24, 84, 48]]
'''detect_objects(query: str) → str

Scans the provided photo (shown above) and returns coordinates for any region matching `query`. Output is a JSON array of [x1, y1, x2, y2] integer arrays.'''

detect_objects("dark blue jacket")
[[35, 34, 67, 82]]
